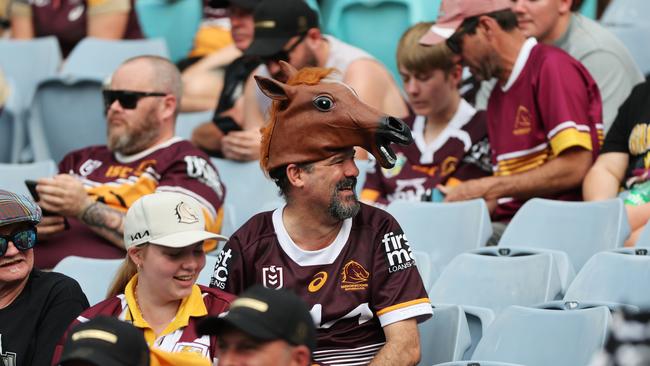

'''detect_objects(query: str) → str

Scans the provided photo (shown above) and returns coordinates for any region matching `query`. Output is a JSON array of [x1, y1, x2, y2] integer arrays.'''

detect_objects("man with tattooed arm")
[[33, 55, 226, 269]]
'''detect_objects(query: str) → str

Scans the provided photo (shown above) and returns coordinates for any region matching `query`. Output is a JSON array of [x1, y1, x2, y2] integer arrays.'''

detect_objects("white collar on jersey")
[[413, 98, 476, 164], [114, 136, 183, 164], [272, 205, 353, 266], [501, 37, 537, 92]]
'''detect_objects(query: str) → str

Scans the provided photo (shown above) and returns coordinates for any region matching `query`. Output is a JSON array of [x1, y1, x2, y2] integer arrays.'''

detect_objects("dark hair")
[[268, 162, 314, 199], [462, 9, 518, 34]]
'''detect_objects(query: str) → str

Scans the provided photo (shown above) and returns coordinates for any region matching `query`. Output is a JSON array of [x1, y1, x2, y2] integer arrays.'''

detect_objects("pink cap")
[[420, 0, 513, 46]]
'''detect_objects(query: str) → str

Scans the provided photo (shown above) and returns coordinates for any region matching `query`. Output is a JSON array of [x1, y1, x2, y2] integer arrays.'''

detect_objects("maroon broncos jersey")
[[210, 204, 432, 365]]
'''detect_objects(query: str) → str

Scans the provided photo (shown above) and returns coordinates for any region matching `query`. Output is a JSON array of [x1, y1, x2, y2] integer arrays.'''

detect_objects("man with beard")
[[33, 56, 226, 269], [218, 0, 409, 161], [420, 0, 602, 244], [210, 66, 431, 365]]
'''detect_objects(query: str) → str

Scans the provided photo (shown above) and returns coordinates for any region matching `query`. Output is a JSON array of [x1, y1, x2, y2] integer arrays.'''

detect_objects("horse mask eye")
[[313, 96, 334, 111]]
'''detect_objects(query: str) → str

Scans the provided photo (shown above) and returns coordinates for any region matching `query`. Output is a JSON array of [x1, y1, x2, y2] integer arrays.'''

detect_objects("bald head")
[[117, 56, 183, 114]]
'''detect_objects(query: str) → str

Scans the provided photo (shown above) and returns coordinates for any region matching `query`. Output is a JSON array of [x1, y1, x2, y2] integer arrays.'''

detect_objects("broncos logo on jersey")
[[340, 260, 369, 291]]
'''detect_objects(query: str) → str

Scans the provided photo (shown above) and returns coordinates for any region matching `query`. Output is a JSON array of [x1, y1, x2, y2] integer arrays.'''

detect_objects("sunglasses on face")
[[0, 227, 37, 256], [263, 33, 308, 64], [102, 89, 167, 111]]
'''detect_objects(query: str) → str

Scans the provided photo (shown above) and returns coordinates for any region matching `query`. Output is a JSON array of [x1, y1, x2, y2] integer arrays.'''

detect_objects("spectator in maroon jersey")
[[361, 22, 491, 206], [209, 64, 431, 366], [197, 285, 315, 366], [32, 56, 227, 269], [10, 0, 142, 57], [422, 0, 602, 244], [51, 192, 233, 363]]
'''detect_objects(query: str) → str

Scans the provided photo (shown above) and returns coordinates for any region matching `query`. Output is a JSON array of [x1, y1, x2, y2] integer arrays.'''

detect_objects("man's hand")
[[221, 129, 262, 161], [36, 174, 93, 218], [36, 216, 67, 239], [440, 176, 498, 202]]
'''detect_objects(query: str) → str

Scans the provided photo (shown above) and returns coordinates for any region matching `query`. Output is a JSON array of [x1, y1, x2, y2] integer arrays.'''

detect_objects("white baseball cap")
[[123, 192, 228, 249]]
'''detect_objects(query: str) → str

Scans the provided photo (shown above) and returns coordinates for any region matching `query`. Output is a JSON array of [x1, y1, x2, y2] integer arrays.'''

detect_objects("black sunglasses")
[[102, 89, 167, 111], [263, 33, 308, 64], [0, 227, 37, 256], [446, 17, 480, 54]]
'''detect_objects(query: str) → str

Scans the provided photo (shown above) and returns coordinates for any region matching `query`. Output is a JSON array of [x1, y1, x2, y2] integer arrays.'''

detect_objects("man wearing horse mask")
[[210, 63, 432, 366]]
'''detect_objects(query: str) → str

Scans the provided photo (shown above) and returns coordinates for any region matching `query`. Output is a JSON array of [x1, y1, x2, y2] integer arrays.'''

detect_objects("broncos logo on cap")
[[175, 202, 199, 224]]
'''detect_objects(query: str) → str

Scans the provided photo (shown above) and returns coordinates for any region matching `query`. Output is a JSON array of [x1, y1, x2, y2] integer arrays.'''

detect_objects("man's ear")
[[162, 94, 177, 119], [290, 345, 312, 366], [304, 27, 322, 50], [286, 164, 307, 189]]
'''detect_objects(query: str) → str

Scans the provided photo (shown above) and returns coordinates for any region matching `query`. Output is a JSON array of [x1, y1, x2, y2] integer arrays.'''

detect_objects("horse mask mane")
[[256, 61, 413, 173]]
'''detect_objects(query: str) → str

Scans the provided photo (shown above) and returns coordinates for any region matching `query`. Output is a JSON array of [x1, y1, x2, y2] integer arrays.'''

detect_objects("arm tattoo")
[[80, 202, 125, 247]]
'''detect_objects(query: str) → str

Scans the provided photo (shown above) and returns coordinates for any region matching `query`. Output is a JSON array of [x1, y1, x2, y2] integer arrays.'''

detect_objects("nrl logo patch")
[[262, 265, 283, 289], [175, 202, 199, 224]]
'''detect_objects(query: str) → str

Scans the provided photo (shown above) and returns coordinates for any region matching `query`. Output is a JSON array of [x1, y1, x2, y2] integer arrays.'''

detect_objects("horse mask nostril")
[[386, 117, 403, 131]]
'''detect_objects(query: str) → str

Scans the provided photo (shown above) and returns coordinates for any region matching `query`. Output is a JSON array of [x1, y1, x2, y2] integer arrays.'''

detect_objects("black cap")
[[58, 317, 149, 366], [244, 0, 319, 57], [209, 0, 261, 10], [197, 285, 316, 353]]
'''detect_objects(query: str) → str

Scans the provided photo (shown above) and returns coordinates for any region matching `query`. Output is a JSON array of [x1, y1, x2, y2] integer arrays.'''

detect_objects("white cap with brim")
[[124, 192, 228, 249]]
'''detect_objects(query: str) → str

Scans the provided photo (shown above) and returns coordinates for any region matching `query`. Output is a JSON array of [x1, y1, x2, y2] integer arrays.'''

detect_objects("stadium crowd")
[[2, 0, 650, 365]]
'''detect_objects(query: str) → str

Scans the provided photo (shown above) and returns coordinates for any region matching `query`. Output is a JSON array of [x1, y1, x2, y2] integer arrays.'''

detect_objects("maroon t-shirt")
[[362, 100, 491, 205], [210, 204, 432, 365], [34, 138, 226, 269], [487, 39, 602, 222], [30, 0, 142, 56]]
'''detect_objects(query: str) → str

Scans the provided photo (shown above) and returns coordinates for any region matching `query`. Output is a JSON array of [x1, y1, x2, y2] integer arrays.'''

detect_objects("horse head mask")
[[256, 61, 413, 173]]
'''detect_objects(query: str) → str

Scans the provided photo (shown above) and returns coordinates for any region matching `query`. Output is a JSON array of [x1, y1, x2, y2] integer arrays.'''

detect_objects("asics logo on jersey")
[[211, 248, 234, 290], [262, 265, 284, 289], [382, 232, 416, 274], [308, 271, 328, 293]]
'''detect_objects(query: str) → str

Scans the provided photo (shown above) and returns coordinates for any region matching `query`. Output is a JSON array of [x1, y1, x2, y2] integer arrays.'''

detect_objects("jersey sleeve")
[[157, 155, 226, 246], [209, 236, 246, 295], [370, 215, 432, 327], [536, 55, 600, 156]]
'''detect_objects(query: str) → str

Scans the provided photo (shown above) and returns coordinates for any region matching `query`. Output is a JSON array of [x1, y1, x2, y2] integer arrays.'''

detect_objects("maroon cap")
[[420, 0, 513, 46]]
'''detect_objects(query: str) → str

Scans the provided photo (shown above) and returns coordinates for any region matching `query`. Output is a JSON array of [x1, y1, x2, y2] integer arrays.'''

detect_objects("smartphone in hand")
[[24, 179, 70, 230]]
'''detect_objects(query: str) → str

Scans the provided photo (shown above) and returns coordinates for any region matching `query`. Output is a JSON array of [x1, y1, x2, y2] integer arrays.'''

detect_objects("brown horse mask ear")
[[256, 67, 413, 173]]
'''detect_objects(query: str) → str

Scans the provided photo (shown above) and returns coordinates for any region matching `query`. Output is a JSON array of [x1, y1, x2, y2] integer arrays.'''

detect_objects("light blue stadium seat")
[[418, 304, 472, 366], [176, 110, 214, 141], [27, 77, 106, 162], [411, 250, 434, 292], [0, 160, 57, 196], [52, 256, 123, 306], [63, 38, 170, 80], [563, 250, 650, 308], [497, 198, 629, 271], [386, 199, 491, 280], [320, 0, 439, 85], [135, 0, 202, 62], [600, 0, 650, 75], [211, 158, 280, 231], [430, 249, 564, 360], [0, 37, 62, 162], [436, 303, 611, 366]]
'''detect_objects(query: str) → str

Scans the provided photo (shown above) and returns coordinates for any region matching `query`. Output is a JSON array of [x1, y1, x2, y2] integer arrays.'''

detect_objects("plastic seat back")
[[430, 250, 562, 315], [63, 38, 169, 80], [600, 0, 650, 75], [564, 250, 650, 307], [176, 110, 214, 141], [498, 198, 629, 271], [471, 305, 610, 366], [387, 199, 491, 279], [53, 256, 124, 306], [135, 0, 202, 62], [419, 304, 471, 366], [320, 0, 438, 84], [0, 160, 57, 196], [28, 77, 106, 162]]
